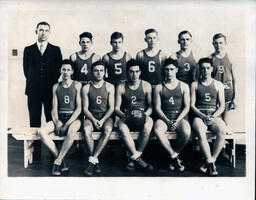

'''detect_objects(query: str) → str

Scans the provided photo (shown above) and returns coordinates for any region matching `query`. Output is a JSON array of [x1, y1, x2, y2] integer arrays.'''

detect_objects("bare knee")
[[84, 126, 92, 138], [38, 128, 48, 139], [103, 126, 112, 137]]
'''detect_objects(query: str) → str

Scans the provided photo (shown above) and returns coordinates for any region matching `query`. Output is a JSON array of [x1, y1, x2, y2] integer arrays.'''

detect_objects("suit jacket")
[[23, 42, 62, 96]]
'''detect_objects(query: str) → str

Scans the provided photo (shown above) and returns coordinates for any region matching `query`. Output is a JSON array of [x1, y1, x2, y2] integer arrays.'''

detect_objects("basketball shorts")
[[59, 113, 72, 125]]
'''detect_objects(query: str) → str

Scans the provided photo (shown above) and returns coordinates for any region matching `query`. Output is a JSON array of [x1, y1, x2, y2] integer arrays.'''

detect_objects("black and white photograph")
[[0, 0, 255, 199]]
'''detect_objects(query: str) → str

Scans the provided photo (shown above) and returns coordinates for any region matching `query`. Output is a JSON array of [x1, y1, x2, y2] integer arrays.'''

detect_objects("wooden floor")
[[8, 135, 246, 177]]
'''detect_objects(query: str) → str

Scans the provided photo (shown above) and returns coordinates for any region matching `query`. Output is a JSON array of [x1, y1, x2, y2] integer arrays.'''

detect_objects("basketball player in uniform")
[[169, 30, 198, 85], [70, 32, 101, 85], [82, 61, 115, 176], [102, 32, 132, 86], [191, 58, 227, 176], [154, 58, 191, 172], [70, 32, 101, 154], [115, 59, 154, 172], [209, 33, 236, 160], [136, 28, 167, 87], [38, 60, 82, 176]]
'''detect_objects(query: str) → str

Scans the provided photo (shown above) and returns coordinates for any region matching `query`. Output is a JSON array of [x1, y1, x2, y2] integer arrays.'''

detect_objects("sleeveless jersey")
[[176, 51, 198, 85], [161, 81, 183, 113], [72, 52, 95, 82], [138, 50, 162, 85], [196, 79, 218, 110], [211, 53, 233, 102], [88, 81, 108, 113], [56, 81, 77, 112], [122, 80, 146, 111], [106, 52, 127, 85]]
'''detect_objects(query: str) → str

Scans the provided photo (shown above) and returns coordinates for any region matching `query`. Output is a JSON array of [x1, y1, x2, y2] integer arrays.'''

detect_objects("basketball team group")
[[23, 21, 236, 177]]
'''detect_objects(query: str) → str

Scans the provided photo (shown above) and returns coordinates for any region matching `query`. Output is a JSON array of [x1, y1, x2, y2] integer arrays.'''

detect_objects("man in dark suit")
[[23, 21, 62, 159]]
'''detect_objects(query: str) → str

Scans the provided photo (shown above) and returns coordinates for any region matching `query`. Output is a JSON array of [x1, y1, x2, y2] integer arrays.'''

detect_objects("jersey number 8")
[[64, 96, 70, 104]]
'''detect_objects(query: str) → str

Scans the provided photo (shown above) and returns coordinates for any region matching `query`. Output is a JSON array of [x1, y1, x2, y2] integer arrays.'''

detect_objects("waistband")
[[59, 110, 74, 114]]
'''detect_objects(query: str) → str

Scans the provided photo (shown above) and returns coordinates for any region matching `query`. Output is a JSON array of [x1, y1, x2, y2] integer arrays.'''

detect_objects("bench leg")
[[231, 138, 236, 168], [24, 140, 35, 168]]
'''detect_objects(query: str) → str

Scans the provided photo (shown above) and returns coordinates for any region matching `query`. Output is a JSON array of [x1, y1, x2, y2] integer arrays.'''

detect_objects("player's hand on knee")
[[55, 120, 63, 136]]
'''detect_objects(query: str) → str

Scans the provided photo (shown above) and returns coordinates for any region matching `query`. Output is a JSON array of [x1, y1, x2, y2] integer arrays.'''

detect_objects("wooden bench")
[[8, 128, 245, 169]]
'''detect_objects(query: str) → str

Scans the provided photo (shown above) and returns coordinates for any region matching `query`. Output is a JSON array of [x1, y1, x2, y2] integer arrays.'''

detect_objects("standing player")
[[136, 28, 167, 87], [169, 30, 198, 85], [38, 60, 82, 176], [154, 58, 191, 172], [209, 33, 236, 160], [82, 61, 115, 176], [191, 58, 227, 176], [70, 32, 101, 85], [115, 59, 154, 172], [102, 32, 132, 86]]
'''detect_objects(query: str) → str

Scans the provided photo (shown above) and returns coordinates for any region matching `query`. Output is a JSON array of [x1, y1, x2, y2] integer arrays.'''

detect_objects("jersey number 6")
[[148, 61, 156, 72]]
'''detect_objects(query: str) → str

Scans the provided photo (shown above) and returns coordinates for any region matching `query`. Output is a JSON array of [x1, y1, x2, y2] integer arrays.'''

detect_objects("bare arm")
[[69, 53, 77, 62], [125, 52, 132, 61], [102, 54, 109, 78], [190, 82, 208, 119], [143, 81, 153, 116], [82, 84, 98, 125], [211, 81, 225, 118], [115, 83, 126, 118], [51, 83, 59, 125], [99, 83, 115, 124], [154, 84, 171, 124], [176, 82, 190, 123], [92, 53, 101, 63]]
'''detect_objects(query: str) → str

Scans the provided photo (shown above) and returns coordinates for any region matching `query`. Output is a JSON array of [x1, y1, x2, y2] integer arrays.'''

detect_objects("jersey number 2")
[[131, 96, 137, 104]]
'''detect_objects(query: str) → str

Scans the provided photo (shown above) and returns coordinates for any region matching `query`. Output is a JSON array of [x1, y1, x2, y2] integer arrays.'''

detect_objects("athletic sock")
[[54, 158, 62, 166], [171, 152, 179, 159], [88, 156, 98, 164], [130, 151, 142, 161]]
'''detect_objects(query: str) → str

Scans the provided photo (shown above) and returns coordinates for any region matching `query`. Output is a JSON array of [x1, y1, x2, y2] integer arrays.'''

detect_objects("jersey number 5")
[[114, 63, 122, 74], [148, 61, 156, 72], [205, 93, 211, 102], [81, 64, 88, 75]]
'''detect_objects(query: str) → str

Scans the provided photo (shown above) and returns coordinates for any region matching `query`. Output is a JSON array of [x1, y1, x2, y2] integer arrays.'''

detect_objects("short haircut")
[[145, 28, 158, 36], [126, 59, 140, 72], [178, 30, 192, 39], [198, 58, 212, 69], [61, 59, 74, 70], [79, 32, 93, 41], [36, 21, 50, 30], [213, 33, 226, 42], [110, 32, 124, 42], [91, 61, 105, 71], [163, 58, 178, 68]]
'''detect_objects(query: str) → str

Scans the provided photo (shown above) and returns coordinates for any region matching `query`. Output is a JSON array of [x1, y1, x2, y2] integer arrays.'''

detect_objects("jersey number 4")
[[169, 96, 175, 104], [81, 64, 88, 75]]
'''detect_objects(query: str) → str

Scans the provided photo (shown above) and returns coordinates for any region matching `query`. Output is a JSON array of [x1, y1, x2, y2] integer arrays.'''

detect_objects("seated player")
[[136, 28, 167, 87], [70, 32, 101, 85], [38, 59, 82, 176], [190, 58, 227, 176], [154, 58, 191, 172], [82, 61, 115, 176], [102, 32, 132, 86], [115, 59, 154, 172], [209, 33, 236, 160]]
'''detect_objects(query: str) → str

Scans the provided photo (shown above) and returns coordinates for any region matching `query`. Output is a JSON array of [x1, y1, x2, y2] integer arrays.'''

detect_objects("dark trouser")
[[27, 91, 52, 159]]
